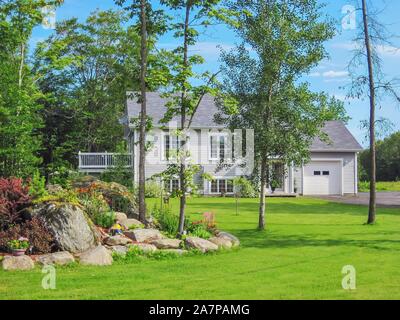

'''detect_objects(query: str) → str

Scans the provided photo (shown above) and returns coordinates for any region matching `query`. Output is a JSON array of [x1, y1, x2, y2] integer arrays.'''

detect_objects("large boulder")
[[115, 212, 128, 221], [124, 229, 165, 243], [114, 212, 143, 229], [37, 251, 75, 266], [73, 178, 137, 218], [151, 239, 182, 249], [216, 231, 240, 247], [104, 236, 132, 246], [208, 237, 232, 249], [110, 246, 128, 256], [128, 243, 157, 253], [121, 219, 143, 230], [2, 255, 35, 271], [184, 237, 218, 253], [34, 203, 98, 254], [79, 245, 113, 266]]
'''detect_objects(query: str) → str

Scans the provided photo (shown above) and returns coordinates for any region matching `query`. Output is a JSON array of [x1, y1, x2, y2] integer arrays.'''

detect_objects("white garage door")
[[303, 161, 341, 195]]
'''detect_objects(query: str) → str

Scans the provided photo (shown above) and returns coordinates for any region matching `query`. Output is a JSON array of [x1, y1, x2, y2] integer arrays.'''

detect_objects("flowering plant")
[[8, 237, 30, 250]]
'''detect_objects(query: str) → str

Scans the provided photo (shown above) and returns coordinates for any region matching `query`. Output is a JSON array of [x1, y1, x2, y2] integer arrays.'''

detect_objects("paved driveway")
[[315, 192, 400, 208]]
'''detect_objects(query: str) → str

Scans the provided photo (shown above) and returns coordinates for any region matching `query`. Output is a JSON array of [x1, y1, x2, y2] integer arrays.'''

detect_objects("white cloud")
[[332, 41, 400, 58], [376, 44, 400, 57], [322, 70, 349, 78]]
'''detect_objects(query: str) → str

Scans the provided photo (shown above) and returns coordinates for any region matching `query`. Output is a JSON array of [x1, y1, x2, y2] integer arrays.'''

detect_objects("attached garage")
[[303, 160, 343, 195]]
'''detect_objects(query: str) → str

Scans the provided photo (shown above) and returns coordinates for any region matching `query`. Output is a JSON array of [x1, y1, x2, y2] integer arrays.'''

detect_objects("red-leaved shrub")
[[0, 178, 32, 231], [0, 217, 56, 254]]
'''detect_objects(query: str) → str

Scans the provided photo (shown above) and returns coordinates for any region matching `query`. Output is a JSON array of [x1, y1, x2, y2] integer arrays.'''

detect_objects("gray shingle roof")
[[311, 120, 363, 152], [126, 92, 224, 129], [126, 92, 363, 152]]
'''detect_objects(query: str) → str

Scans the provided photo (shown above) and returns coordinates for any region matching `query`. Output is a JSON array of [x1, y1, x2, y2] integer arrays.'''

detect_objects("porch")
[[78, 152, 133, 173]]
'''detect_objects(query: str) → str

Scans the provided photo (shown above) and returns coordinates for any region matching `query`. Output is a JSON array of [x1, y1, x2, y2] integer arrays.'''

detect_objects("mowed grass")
[[1, 197, 400, 300], [359, 181, 400, 192]]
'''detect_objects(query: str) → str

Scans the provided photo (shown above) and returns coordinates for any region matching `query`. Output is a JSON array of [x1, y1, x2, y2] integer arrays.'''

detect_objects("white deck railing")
[[78, 152, 133, 170]]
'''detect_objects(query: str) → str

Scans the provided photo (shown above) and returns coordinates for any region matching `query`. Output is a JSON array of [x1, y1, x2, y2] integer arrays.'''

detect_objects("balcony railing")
[[78, 152, 133, 171]]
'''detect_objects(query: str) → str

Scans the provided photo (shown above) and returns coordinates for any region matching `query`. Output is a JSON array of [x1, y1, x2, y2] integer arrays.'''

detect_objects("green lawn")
[[359, 181, 400, 192], [1, 197, 400, 300]]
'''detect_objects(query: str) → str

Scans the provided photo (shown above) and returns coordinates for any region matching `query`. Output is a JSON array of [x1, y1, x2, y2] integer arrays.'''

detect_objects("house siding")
[[131, 129, 358, 195]]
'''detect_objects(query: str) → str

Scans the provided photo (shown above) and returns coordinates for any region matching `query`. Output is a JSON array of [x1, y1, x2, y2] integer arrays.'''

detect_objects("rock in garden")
[[46, 184, 64, 194], [208, 237, 233, 249], [216, 231, 240, 247], [151, 239, 182, 249], [161, 249, 187, 255], [115, 212, 128, 221], [124, 229, 165, 243], [73, 179, 138, 217], [34, 203, 98, 254], [121, 218, 143, 230], [128, 243, 157, 253], [79, 245, 113, 266], [184, 237, 218, 253], [104, 235, 132, 246], [2, 255, 35, 271], [37, 251, 75, 266], [110, 246, 128, 256]]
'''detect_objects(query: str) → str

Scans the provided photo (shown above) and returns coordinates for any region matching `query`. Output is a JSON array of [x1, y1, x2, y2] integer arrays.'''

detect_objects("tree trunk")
[[177, 3, 191, 235], [362, 0, 376, 224], [138, 0, 148, 223], [258, 155, 267, 230]]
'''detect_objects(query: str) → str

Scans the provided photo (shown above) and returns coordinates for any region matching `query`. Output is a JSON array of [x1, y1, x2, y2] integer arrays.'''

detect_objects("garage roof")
[[311, 120, 363, 152]]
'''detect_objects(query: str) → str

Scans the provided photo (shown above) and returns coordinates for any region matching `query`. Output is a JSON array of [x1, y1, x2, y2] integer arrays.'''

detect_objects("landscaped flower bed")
[[0, 176, 240, 271]]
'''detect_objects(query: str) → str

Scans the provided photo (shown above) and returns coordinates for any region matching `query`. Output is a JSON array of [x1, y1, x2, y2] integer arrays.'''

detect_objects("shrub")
[[48, 165, 82, 189], [28, 170, 48, 199], [0, 178, 32, 231], [152, 205, 180, 236], [78, 191, 110, 220], [233, 177, 258, 198], [0, 217, 56, 254], [144, 181, 164, 198], [33, 189, 80, 206], [94, 211, 115, 229], [187, 221, 212, 239]]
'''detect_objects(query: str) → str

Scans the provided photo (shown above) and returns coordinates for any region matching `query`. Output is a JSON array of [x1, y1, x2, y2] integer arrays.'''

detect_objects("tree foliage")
[[33, 9, 141, 174], [0, 0, 62, 177], [219, 0, 346, 229], [359, 131, 400, 182]]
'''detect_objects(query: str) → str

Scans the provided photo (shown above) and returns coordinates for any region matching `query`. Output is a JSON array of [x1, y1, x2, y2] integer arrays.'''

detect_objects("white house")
[[79, 92, 363, 196]]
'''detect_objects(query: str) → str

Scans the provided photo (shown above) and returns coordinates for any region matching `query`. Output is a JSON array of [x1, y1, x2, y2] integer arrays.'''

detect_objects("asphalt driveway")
[[315, 192, 400, 208]]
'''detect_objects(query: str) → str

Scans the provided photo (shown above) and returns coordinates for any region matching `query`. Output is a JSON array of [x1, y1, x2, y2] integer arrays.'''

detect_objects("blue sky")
[[31, 0, 400, 147]]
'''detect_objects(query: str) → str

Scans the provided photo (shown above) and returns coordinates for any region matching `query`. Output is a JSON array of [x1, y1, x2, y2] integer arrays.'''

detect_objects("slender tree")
[[160, 0, 235, 235], [347, 0, 400, 224], [115, 0, 168, 222], [219, 0, 345, 230]]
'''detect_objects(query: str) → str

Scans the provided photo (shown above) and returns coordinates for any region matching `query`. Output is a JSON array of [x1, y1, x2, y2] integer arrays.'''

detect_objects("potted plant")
[[8, 237, 30, 256]]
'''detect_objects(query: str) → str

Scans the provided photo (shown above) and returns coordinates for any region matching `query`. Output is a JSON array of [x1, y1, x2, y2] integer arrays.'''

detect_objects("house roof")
[[310, 120, 363, 152], [126, 92, 363, 153], [126, 92, 223, 129]]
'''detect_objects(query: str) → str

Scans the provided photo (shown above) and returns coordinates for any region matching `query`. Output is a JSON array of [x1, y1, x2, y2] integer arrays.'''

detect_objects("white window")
[[166, 179, 180, 193], [163, 134, 180, 160], [209, 133, 228, 160], [210, 179, 234, 194]]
